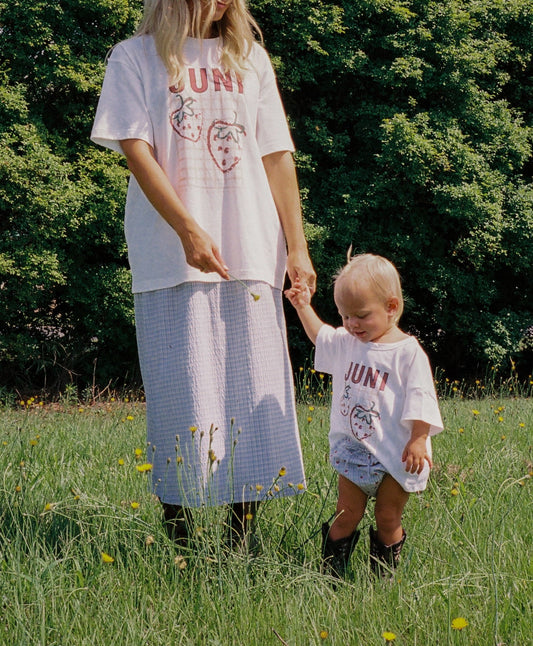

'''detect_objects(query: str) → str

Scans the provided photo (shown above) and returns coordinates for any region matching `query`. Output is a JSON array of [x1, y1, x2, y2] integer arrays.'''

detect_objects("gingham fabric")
[[134, 280, 306, 507]]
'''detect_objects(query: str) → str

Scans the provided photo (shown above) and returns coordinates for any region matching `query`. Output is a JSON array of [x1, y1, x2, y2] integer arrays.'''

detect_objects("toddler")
[[285, 253, 443, 578]]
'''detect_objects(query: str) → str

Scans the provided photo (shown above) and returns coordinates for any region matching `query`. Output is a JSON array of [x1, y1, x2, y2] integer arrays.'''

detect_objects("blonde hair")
[[334, 252, 404, 323], [135, 0, 262, 85]]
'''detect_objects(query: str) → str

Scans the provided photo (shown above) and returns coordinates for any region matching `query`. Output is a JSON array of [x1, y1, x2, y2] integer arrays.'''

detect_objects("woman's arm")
[[262, 150, 316, 294], [120, 138, 229, 279]]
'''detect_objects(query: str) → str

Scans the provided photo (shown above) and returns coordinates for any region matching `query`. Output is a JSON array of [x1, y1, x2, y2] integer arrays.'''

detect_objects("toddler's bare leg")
[[374, 475, 409, 545], [329, 473, 368, 541]]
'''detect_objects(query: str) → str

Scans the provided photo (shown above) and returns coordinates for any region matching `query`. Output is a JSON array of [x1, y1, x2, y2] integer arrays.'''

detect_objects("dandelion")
[[307, 416, 312, 422], [189, 426, 197, 434], [458, 427, 464, 433], [118, 458, 124, 466], [101, 552, 115, 564], [44, 503, 55, 512], [498, 416, 503, 423], [382, 632, 396, 642], [319, 630, 328, 640], [29, 439, 38, 446], [472, 409, 480, 416], [15, 485, 21, 493], [131, 502, 140, 509], [309, 406, 315, 411], [279, 467, 287, 477], [451, 488, 459, 496], [126, 415, 134, 421], [245, 512, 254, 521], [519, 422, 525, 427], [297, 483, 305, 490], [78, 407, 84, 413], [136, 463, 153, 473], [134, 448, 143, 459], [228, 273, 261, 300], [451, 617, 468, 631]]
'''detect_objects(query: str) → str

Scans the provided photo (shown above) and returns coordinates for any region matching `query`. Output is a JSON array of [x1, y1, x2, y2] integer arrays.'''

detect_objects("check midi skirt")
[[134, 280, 306, 507]]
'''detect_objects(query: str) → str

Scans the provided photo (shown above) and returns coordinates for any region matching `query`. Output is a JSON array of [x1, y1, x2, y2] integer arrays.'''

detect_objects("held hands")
[[402, 436, 433, 474], [287, 249, 316, 296]]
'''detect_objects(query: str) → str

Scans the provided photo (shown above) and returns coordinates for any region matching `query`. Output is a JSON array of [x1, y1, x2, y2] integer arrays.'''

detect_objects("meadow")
[[0, 377, 531, 646]]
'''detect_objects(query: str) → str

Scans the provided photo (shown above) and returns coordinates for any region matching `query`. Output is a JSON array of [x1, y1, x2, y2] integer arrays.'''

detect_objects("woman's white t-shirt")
[[315, 325, 444, 492], [91, 36, 294, 293]]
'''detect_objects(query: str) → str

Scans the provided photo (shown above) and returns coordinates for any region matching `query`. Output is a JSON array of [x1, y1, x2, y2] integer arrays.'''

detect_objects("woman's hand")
[[287, 249, 316, 295]]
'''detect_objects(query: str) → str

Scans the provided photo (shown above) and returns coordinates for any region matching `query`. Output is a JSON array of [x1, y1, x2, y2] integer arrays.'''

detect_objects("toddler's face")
[[334, 282, 396, 344]]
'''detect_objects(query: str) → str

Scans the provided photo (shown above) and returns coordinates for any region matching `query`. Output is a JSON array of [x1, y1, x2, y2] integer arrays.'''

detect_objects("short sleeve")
[[314, 324, 340, 375], [91, 41, 154, 154], [400, 346, 443, 435], [254, 46, 295, 157]]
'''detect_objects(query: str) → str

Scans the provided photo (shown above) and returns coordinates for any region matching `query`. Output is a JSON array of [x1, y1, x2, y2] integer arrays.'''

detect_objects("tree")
[[0, 0, 532, 393], [252, 0, 533, 376]]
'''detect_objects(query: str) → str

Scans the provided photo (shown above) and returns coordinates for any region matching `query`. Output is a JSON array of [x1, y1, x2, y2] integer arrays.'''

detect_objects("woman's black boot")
[[162, 502, 192, 547], [227, 501, 260, 553], [321, 522, 360, 579], [369, 526, 406, 579]]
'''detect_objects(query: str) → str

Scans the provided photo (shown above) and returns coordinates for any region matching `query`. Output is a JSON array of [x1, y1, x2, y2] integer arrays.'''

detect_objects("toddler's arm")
[[402, 420, 432, 474], [284, 280, 324, 345]]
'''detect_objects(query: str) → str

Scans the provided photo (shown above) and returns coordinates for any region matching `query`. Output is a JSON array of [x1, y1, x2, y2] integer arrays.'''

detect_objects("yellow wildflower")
[[101, 552, 115, 564], [451, 617, 468, 630], [279, 467, 287, 477], [131, 502, 140, 509], [319, 630, 328, 639], [382, 632, 396, 642], [136, 463, 153, 473]]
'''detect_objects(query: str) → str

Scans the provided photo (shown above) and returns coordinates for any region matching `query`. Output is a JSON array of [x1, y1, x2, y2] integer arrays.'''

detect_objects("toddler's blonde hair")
[[135, 0, 262, 86], [334, 252, 404, 323]]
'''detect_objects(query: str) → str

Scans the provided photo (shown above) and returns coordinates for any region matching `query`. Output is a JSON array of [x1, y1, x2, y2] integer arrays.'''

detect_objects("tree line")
[[1, 0, 532, 394]]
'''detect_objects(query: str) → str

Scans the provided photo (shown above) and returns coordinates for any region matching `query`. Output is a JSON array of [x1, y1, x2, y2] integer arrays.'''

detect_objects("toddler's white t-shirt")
[[315, 325, 443, 492], [91, 36, 294, 293]]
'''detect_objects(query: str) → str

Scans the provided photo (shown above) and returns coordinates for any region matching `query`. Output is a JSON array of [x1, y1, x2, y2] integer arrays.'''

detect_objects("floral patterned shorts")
[[330, 436, 388, 497]]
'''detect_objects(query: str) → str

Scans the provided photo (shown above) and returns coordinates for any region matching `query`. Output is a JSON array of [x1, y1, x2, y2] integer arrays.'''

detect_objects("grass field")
[[0, 388, 531, 645]]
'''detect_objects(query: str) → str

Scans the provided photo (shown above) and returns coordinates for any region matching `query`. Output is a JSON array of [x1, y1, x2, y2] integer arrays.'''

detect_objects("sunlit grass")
[[0, 383, 531, 645]]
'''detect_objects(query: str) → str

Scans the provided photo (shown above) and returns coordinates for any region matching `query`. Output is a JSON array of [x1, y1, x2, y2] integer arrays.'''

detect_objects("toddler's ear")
[[386, 297, 399, 315]]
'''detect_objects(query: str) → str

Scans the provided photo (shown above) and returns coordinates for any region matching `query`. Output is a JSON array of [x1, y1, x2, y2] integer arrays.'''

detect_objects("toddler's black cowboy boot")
[[321, 521, 360, 579], [369, 525, 406, 580]]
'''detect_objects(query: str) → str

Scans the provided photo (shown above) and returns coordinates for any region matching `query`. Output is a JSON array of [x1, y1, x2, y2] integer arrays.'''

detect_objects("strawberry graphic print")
[[207, 116, 246, 173], [170, 92, 203, 142]]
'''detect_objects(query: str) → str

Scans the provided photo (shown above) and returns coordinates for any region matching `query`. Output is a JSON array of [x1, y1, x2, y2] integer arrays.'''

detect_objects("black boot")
[[321, 522, 360, 579], [162, 502, 192, 547], [226, 501, 260, 553], [369, 526, 406, 579]]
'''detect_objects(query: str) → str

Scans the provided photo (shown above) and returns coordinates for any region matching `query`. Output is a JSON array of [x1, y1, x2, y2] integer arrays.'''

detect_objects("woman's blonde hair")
[[135, 0, 262, 85], [334, 252, 404, 323]]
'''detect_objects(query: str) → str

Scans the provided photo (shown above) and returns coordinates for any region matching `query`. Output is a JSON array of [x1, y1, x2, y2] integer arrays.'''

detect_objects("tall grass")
[[0, 389, 531, 645]]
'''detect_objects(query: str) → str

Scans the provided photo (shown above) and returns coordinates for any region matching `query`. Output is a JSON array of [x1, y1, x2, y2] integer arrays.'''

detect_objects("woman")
[[91, 0, 316, 546]]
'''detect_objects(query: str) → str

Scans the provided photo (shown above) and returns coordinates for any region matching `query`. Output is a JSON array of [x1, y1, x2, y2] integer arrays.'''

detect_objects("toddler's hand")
[[402, 437, 432, 474], [284, 280, 312, 309]]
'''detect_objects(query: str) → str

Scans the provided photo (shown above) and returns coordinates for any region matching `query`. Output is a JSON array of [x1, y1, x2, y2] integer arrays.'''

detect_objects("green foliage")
[[0, 0, 532, 391], [0, 1, 140, 390], [252, 0, 533, 376]]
